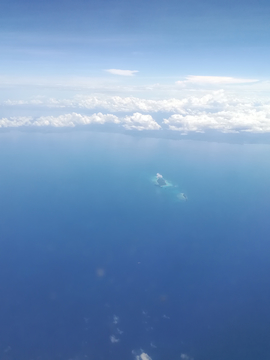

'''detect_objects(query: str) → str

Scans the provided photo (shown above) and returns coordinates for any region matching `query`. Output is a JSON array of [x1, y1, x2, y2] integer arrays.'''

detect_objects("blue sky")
[[2, 0, 270, 78], [1, 0, 270, 135]]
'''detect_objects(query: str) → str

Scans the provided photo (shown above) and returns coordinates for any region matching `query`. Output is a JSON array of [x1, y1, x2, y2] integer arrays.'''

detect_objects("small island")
[[156, 173, 167, 187], [153, 173, 187, 202]]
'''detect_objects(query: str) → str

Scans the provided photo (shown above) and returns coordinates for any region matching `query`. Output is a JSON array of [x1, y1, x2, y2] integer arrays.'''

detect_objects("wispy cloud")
[[176, 75, 258, 85], [110, 335, 120, 343], [135, 352, 152, 360], [180, 354, 193, 360], [105, 69, 139, 76]]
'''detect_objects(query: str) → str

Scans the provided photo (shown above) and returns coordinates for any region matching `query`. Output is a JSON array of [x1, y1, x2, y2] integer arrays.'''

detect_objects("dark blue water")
[[1, 131, 270, 360]]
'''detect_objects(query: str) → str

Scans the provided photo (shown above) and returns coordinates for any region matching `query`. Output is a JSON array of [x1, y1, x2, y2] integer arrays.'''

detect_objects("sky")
[[1, 0, 270, 137]]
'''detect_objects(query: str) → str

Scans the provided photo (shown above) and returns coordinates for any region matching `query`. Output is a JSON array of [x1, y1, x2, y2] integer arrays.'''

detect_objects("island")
[[156, 173, 167, 187]]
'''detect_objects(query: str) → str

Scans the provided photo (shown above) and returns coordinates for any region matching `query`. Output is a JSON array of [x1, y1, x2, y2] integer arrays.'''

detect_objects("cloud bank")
[[3, 91, 270, 134], [1, 90, 252, 114], [0, 112, 161, 131]]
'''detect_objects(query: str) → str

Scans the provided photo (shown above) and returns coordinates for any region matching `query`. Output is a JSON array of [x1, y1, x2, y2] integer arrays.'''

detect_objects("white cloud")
[[3, 91, 270, 134], [113, 315, 119, 324], [123, 113, 161, 130], [32, 112, 120, 127], [0, 117, 33, 127], [110, 335, 120, 343], [176, 75, 258, 85], [163, 106, 270, 134], [0, 113, 120, 128], [0, 91, 255, 114], [106, 69, 138, 76], [50, 92, 228, 113], [135, 352, 152, 360]]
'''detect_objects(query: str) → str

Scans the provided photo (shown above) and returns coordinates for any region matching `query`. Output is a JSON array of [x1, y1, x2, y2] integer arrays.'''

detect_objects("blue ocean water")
[[1, 131, 270, 360]]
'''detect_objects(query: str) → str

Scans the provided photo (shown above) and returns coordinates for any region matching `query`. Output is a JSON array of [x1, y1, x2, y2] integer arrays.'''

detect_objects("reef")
[[177, 192, 188, 201], [155, 173, 168, 187]]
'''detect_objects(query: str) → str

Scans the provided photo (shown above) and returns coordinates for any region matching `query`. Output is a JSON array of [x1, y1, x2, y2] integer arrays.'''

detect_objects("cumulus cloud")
[[0, 113, 120, 128], [106, 69, 138, 76], [0, 91, 249, 114], [0, 112, 160, 131], [3, 91, 270, 134], [123, 113, 161, 130], [0, 117, 33, 127], [163, 106, 270, 134], [176, 75, 258, 85], [47, 92, 228, 113], [33, 112, 120, 127]]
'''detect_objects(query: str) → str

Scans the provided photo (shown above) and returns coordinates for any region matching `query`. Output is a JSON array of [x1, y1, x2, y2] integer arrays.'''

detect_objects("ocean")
[[1, 131, 270, 360]]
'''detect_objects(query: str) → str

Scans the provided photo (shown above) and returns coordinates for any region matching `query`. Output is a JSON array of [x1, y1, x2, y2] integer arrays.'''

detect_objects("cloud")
[[0, 112, 160, 131], [162, 314, 170, 319], [106, 69, 138, 76], [163, 106, 270, 134], [110, 335, 120, 343], [0, 113, 120, 128], [135, 352, 152, 360], [0, 117, 33, 127], [52, 92, 227, 113], [176, 75, 258, 85], [123, 113, 161, 130], [0, 91, 255, 114], [180, 354, 193, 360], [3, 91, 270, 134], [32, 112, 120, 127]]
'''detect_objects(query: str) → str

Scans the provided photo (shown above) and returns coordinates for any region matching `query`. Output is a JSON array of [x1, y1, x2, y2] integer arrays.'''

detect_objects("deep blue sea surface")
[[1, 131, 270, 360]]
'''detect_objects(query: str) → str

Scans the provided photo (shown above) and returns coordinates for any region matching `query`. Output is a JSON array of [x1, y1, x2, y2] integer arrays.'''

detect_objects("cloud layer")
[[0, 112, 160, 131], [3, 91, 270, 134]]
